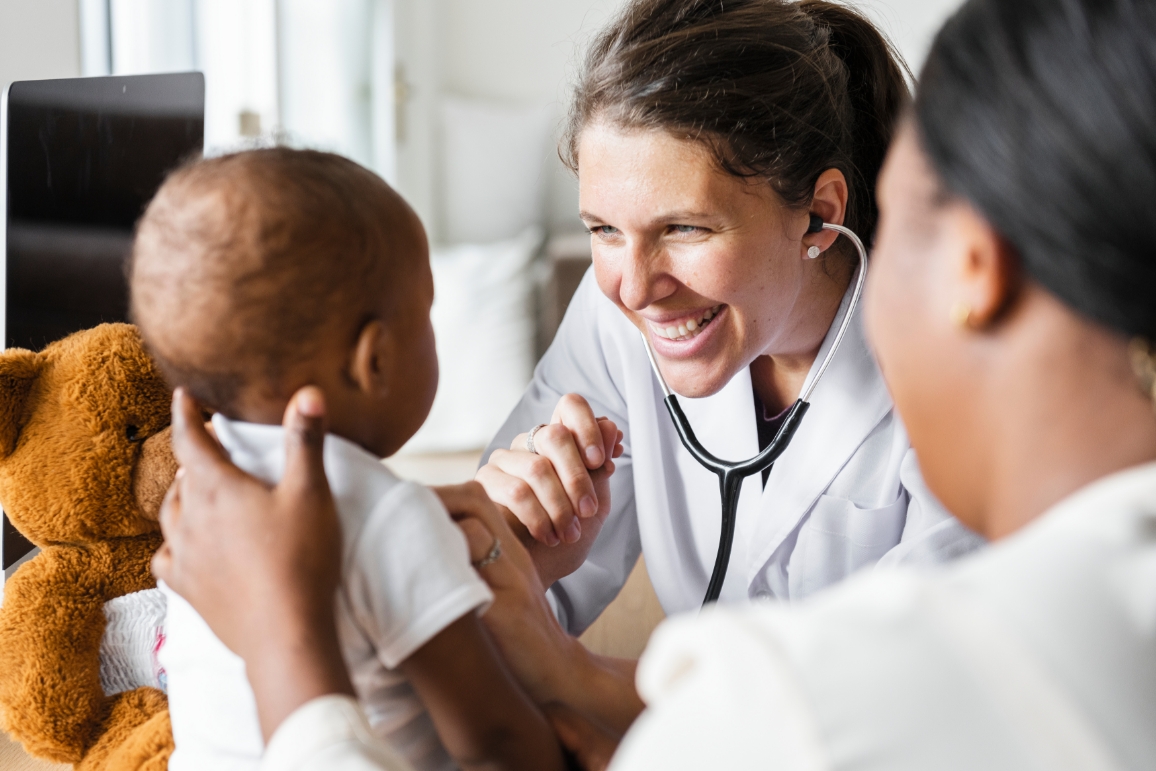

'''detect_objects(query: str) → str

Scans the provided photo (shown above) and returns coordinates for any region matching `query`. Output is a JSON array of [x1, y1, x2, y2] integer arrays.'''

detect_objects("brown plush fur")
[[0, 324, 176, 769]]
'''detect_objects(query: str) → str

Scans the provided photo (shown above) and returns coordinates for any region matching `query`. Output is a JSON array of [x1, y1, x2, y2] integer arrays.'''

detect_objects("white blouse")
[[612, 461, 1156, 770]]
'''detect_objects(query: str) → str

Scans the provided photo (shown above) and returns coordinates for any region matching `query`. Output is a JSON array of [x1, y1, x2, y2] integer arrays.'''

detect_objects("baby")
[[130, 149, 563, 771]]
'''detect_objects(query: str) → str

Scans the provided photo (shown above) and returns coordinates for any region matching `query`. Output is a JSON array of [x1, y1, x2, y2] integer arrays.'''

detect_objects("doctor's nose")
[[616, 241, 678, 312]]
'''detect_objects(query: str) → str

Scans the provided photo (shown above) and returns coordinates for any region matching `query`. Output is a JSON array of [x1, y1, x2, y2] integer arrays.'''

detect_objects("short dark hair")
[[916, 0, 1156, 340], [563, 0, 910, 246], [130, 148, 419, 412]]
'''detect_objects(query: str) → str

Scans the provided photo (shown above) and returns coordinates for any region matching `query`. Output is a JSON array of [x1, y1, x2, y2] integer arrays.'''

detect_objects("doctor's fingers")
[[484, 442, 593, 544], [597, 418, 625, 461], [476, 457, 566, 546], [477, 455, 575, 547], [551, 394, 607, 469], [526, 422, 603, 520]]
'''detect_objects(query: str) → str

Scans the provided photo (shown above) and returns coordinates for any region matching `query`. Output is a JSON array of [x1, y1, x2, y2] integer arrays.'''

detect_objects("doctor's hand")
[[475, 394, 623, 585], [153, 387, 355, 742]]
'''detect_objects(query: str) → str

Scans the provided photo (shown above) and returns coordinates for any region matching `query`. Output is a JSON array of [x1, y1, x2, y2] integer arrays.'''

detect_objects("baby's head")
[[131, 148, 437, 458]]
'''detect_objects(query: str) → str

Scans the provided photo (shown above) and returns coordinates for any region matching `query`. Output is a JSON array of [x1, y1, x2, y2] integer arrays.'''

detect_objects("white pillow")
[[401, 227, 544, 454], [440, 96, 554, 244]]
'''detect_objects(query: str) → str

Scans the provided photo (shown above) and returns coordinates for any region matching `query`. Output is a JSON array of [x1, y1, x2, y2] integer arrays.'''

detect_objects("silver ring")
[[473, 537, 502, 569], [526, 423, 549, 455]]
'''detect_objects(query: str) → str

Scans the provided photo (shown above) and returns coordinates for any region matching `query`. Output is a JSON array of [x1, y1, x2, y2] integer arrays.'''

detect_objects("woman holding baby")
[[154, 0, 1156, 768]]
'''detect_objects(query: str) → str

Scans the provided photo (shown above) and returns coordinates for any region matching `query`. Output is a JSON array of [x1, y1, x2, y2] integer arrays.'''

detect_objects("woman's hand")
[[441, 483, 645, 736], [152, 387, 355, 741], [475, 394, 623, 585], [435, 483, 577, 704]]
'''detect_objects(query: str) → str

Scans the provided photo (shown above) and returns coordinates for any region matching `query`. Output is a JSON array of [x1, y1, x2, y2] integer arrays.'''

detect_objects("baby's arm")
[[398, 613, 565, 771]]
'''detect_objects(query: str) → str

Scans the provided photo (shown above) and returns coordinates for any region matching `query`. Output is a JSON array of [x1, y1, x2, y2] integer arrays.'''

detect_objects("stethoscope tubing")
[[640, 222, 869, 606]]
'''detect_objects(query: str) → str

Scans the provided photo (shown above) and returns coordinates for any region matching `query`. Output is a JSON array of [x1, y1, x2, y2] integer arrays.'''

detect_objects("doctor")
[[476, 0, 983, 637]]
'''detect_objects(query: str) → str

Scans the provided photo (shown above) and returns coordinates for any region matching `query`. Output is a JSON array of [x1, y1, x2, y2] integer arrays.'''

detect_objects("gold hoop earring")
[[951, 302, 973, 328]]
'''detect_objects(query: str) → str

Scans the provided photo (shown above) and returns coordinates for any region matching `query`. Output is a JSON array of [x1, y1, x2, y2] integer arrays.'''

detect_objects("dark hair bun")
[[917, 0, 1156, 339]]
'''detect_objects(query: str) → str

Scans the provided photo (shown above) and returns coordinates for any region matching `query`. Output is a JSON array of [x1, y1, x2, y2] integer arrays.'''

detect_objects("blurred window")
[[78, 0, 396, 180]]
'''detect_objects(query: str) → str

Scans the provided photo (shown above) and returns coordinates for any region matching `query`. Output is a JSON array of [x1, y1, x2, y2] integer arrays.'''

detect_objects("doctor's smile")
[[643, 304, 721, 342]]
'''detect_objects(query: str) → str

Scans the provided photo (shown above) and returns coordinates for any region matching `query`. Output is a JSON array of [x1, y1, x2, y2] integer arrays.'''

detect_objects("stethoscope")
[[640, 215, 869, 606]]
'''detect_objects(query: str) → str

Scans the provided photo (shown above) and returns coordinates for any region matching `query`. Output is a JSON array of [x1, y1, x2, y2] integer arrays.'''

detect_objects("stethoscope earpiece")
[[806, 214, 825, 259]]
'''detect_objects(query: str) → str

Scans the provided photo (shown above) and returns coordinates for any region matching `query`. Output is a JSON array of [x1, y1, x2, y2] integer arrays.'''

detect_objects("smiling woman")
[[470, 0, 984, 737]]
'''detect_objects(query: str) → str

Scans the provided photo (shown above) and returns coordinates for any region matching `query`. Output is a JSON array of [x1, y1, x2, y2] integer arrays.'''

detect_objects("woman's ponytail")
[[800, 0, 910, 242], [565, 0, 911, 246]]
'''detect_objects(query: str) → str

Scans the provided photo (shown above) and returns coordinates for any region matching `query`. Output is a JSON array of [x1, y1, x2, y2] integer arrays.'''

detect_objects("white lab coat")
[[485, 270, 983, 632]]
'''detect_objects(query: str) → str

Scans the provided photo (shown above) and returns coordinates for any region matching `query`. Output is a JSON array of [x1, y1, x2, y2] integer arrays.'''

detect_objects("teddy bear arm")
[[0, 547, 120, 763]]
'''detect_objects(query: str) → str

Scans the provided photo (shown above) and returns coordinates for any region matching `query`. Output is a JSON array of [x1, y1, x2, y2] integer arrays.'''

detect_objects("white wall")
[[398, 0, 964, 242], [393, 0, 627, 239], [0, 0, 965, 237], [0, 0, 81, 89], [438, 0, 627, 235], [859, 0, 965, 74]]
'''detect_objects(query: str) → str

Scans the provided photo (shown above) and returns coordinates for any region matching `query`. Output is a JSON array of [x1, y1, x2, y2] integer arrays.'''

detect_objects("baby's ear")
[[0, 349, 41, 458]]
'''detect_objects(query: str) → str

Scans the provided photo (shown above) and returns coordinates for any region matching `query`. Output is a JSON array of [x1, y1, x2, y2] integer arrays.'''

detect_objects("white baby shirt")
[[160, 416, 493, 771]]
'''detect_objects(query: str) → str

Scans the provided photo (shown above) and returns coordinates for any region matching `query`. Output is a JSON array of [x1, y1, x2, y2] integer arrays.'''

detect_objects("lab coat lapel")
[[747, 279, 893, 588]]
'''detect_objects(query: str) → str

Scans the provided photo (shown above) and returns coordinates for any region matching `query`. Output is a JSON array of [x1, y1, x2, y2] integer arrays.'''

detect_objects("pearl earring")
[[951, 302, 973, 328], [807, 246, 822, 259]]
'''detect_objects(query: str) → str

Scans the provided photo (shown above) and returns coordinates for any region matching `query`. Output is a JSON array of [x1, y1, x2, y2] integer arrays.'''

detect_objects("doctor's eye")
[[589, 225, 620, 237], [671, 224, 703, 235]]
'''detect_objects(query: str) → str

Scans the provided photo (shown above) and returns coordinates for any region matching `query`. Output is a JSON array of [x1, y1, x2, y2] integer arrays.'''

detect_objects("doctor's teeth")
[[653, 306, 723, 340]]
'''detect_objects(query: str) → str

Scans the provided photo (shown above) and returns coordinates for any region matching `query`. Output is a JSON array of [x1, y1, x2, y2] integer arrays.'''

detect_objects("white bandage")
[[100, 588, 168, 696]]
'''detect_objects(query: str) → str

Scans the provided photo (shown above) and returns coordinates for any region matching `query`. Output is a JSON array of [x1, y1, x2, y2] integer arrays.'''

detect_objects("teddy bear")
[[0, 323, 179, 770]]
